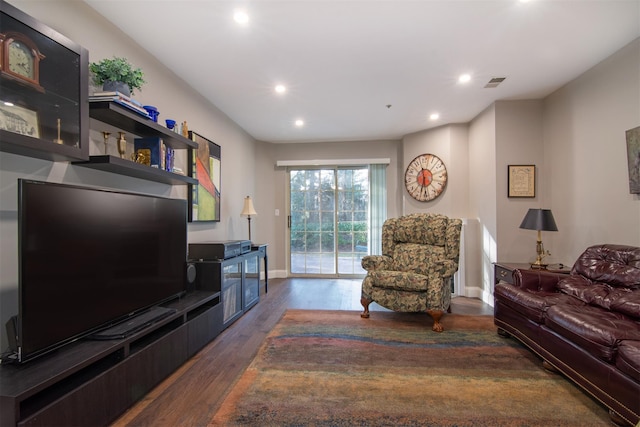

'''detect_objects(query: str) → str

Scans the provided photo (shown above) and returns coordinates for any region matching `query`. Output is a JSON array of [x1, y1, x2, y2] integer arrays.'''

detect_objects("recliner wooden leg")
[[360, 297, 371, 318], [427, 309, 444, 332]]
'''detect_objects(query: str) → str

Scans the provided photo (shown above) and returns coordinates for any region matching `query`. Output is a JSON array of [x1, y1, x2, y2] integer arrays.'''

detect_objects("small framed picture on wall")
[[508, 165, 536, 198]]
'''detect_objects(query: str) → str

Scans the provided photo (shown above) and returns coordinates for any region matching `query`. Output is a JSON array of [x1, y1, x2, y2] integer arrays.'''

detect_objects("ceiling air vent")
[[484, 77, 506, 88]]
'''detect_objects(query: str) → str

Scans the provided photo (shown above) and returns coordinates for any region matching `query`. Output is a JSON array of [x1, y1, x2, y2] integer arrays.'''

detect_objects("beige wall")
[[544, 38, 640, 261], [495, 100, 545, 264], [464, 38, 640, 303], [468, 104, 497, 299], [402, 124, 469, 218]]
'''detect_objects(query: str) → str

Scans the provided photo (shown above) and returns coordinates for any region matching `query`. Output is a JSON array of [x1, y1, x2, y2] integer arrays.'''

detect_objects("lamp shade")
[[519, 208, 558, 232], [241, 196, 257, 216]]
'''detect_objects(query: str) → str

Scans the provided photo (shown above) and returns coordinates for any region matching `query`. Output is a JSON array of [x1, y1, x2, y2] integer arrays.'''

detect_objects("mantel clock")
[[0, 31, 45, 92]]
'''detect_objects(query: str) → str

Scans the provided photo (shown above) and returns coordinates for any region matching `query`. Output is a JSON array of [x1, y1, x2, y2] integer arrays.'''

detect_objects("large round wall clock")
[[0, 32, 45, 93], [404, 153, 448, 201]]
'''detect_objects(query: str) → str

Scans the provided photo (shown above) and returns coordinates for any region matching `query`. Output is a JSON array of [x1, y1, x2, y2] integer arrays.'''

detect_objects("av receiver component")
[[188, 240, 251, 261]]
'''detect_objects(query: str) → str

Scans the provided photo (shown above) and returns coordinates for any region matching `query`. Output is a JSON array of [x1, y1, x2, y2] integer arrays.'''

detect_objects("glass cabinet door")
[[222, 261, 242, 325], [244, 255, 260, 310], [0, 2, 89, 162]]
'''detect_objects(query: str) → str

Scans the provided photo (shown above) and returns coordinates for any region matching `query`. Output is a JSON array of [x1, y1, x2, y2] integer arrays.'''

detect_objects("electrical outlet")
[[275, 209, 280, 216]]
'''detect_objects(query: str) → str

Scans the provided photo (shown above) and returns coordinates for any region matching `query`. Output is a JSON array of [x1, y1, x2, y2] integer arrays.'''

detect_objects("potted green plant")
[[89, 56, 146, 96]]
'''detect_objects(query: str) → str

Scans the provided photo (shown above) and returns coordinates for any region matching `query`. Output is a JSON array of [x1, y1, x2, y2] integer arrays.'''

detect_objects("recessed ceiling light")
[[458, 74, 471, 84], [295, 119, 304, 127], [233, 9, 249, 24], [429, 113, 440, 120], [275, 85, 286, 94]]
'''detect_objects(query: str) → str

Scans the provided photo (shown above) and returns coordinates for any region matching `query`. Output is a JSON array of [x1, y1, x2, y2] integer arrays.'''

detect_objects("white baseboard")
[[457, 286, 494, 307], [270, 269, 288, 279], [461, 286, 482, 299]]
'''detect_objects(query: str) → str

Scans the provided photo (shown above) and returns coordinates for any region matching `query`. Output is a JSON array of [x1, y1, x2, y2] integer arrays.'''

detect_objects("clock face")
[[8, 40, 35, 79], [404, 153, 448, 201]]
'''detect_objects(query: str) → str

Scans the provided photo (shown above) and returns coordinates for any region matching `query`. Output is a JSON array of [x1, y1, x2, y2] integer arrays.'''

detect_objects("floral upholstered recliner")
[[360, 213, 462, 332]]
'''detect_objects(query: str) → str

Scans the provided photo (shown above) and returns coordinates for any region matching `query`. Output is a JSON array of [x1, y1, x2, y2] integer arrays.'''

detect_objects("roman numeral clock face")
[[404, 153, 448, 201]]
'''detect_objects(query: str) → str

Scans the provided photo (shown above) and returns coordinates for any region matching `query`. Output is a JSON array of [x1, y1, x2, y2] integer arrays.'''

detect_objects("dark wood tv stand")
[[0, 290, 222, 426]]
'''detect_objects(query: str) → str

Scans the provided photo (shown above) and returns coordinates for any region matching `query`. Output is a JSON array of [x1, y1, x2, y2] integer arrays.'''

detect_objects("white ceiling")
[[83, 0, 640, 144]]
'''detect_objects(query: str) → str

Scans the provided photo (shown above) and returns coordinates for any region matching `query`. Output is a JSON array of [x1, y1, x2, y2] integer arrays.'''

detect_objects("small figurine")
[[132, 149, 150, 165], [182, 121, 189, 138], [102, 131, 111, 155], [53, 119, 64, 145], [117, 132, 127, 159]]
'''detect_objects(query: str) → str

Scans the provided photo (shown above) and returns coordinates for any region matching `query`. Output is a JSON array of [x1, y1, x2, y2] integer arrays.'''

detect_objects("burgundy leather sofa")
[[494, 244, 640, 426]]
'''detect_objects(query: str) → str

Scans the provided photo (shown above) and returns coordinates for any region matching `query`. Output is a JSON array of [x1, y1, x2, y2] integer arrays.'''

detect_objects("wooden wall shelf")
[[0, 130, 88, 162], [89, 102, 197, 150], [73, 155, 198, 185]]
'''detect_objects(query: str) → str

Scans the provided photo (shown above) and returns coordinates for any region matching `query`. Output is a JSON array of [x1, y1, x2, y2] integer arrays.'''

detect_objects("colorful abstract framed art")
[[188, 131, 221, 222], [626, 126, 640, 194]]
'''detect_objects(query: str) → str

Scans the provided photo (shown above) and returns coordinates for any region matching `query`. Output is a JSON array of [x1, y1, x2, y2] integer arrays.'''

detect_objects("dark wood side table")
[[252, 243, 268, 293], [494, 262, 571, 285]]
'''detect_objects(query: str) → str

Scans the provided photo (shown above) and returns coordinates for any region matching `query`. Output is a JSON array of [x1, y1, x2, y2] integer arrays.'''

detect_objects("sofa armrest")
[[513, 269, 565, 292], [361, 255, 393, 271]]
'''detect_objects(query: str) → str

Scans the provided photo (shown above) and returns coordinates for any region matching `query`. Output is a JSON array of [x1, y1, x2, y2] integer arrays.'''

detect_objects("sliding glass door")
[[289, 167, 368, 276]]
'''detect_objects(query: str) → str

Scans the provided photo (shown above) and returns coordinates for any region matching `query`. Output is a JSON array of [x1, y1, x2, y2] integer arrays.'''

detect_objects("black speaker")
[[193, 262, 222, 292], [185, 263, 197, 292], [5, 315, 18, 352]]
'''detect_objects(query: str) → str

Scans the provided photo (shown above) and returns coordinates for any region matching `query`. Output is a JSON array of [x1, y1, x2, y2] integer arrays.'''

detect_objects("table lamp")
[[241, 196, 257, 242], [519, 208, 558, 269]]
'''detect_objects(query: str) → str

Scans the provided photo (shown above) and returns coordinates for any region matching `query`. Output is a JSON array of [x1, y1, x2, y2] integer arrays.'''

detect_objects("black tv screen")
[[17, 179, 187, 363]]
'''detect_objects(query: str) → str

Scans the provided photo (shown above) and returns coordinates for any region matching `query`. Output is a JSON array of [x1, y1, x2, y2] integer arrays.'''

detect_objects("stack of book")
[[89, 91, 151, 119]]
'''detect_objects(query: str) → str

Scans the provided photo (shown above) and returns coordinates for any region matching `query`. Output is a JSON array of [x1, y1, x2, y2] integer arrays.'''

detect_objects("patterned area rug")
[[210, 310, 610, 426]]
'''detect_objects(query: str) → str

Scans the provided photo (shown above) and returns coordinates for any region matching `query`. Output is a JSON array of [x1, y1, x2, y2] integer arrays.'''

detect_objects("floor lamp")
[[519, 208, 558, 269], [241, 196, 257, 242]]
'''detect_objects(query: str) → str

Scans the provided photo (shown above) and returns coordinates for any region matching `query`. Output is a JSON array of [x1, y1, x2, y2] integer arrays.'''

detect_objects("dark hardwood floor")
[[110, 278, 493, 426]]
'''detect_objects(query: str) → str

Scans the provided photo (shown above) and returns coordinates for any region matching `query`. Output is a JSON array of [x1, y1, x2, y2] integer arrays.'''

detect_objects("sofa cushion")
[[617, 341, 640, 382], [571, 244, 640, 288], [545, 304, 640, 362], [369, 270, 427, 292], [558, 275, 605, 302], [494, 283, 584, 324], [610, 290, 640, 319], [559, 276, 640, 319]]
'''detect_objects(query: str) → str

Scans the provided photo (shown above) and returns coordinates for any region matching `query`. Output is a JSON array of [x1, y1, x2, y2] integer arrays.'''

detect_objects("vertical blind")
[[369, 163, 387, 255]]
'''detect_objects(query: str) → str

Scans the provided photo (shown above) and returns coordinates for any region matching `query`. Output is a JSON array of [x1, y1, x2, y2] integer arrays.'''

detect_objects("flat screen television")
[[14, 179, 187, 363]]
